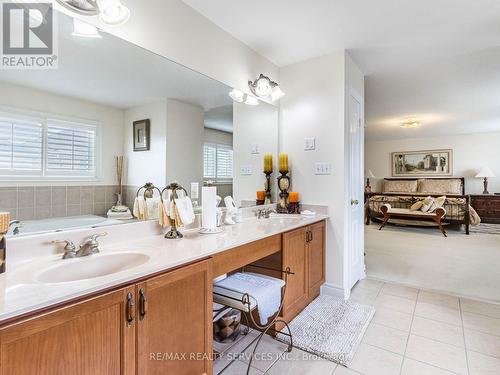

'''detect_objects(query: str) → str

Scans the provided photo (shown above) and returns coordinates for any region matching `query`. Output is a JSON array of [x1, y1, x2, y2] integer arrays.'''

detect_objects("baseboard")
[[320, 283, 348, 299]]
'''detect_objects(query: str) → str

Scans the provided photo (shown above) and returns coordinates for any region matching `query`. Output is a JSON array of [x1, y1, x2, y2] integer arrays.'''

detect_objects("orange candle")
[[289, 192, 299, 203], [256, 191, 266, 200]]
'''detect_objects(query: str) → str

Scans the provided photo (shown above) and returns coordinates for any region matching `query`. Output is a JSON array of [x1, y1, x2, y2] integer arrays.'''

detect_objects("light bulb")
[[99, 0, 130, 25]]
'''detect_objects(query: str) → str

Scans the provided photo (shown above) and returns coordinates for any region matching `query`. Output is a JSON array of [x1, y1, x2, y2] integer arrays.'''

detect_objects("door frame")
[[344, 86, 366, 298]]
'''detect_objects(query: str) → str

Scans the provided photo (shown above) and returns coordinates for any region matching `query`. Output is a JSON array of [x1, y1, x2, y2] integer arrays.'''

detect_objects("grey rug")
[[279, 295, 375, 366]]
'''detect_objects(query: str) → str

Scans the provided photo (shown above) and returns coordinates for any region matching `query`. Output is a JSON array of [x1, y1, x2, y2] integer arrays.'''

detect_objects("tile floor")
[[216, 279, 500, 375]]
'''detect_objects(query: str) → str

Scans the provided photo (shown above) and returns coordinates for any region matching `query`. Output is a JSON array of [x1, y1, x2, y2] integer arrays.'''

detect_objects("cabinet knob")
[[126, 292, 135, 326], [139, 289, 148, 320]]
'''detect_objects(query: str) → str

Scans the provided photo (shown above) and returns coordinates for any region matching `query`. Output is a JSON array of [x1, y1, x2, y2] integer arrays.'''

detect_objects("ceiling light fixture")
[[99, 0, 130, 25], [248, 74, 285, 102], [400, 120, 420, 129], [72, 18, 102, 38], [56, 0, 100, 16]]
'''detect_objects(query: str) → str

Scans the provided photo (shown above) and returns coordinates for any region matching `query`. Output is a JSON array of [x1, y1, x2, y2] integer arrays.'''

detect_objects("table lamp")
[[475, 166, 495, 195], [365, 170, 376, 192]]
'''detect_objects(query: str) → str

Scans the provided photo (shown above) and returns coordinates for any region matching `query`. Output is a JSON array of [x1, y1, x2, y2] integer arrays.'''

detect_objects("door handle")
[[351, 199, 359, 206], [139, 289, 148, 320], [126, 292, 135, 326]]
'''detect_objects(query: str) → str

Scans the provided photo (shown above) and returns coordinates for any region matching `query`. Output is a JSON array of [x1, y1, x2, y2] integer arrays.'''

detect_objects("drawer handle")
[[139, 289, 148, 320], [126, 292, 135, 326]]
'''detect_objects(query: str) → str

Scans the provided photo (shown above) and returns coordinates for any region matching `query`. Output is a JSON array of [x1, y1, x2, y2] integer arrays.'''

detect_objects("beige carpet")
[[365, 223, 500, 302]]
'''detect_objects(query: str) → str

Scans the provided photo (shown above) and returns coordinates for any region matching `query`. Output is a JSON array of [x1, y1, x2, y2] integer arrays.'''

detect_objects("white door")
[[347, 88, 366, 291]]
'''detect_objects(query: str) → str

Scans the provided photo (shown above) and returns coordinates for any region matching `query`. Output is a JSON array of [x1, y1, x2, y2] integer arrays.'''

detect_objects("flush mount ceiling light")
[[400, 120, 420, 129], [248, 74, 285, 101], [56, 0, 100, 16], [99, 0, 130, 25], [228, 89, 259, 106], [72, 18, 102, 38]]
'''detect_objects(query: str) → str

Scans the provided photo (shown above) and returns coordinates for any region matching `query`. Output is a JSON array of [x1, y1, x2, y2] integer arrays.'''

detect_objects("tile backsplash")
[[0, 185, 121, 221]]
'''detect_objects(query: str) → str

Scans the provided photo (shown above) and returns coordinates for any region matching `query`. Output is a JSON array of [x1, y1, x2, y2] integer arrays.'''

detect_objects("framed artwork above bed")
[[392, 149, 453, 177]]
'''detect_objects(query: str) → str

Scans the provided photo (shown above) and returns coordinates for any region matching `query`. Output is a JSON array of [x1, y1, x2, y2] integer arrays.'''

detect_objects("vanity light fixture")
[[244, 95, 259, 106], [72, 18, 102, 38], [228, 89, 259, 106], [248, 74, 285, 102], [56, 0, 100, 16], [99, 0, 130, 25], [400, 120, 420, 129]]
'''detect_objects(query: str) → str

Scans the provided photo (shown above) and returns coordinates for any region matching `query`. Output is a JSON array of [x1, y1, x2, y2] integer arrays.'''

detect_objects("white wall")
[[124, 101, 167, 187], [60, 0, 279, 97], [204, 128, 233, 146], [166, 99, 204, 189], [0, 81, 124, 186], [233, 101, 279, 206], [280, 52, 348, 294], [365, 132, 500, 194]]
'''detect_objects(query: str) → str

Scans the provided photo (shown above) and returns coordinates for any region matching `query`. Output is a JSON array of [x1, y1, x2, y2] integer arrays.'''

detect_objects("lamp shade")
[[365, 169, 376, 178], [475, 166, 496, 178]]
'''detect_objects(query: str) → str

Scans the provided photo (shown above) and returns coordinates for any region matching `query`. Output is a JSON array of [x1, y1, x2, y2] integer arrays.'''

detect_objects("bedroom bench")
[[379, 203, 448, 237]]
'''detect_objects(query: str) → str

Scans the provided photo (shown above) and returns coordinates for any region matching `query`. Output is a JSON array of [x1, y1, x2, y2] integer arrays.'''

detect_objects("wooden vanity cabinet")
[[0, 259, 213, 375]]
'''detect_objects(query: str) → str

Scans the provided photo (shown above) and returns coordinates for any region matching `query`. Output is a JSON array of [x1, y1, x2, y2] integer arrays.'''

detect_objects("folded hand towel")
[[133, 197, 147, 220], [215, 272, 283, 325], [158, 200, 171, 228], [174, 197, 195, 226], [146, 197, 160, 219]]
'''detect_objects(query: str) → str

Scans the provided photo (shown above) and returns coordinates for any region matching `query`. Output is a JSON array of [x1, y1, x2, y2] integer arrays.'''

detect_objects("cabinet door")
[[282, 227, 308, 322], [136, 259, 213, 375], [308, 221, 326, 300], [0, 286, 136, 375]]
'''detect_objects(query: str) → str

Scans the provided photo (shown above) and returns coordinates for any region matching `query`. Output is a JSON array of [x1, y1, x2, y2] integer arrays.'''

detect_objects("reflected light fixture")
[[99, 0, 130, 25], [400, 120, 420, 128], [72, 18, 102, 38], [248, 74, 285, 101], [228, 89, 259, 106], [56, 0, 100, 15], [244, 95, 259, 106]]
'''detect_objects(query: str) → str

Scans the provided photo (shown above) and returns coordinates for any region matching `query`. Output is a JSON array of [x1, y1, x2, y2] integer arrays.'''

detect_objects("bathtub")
[[8, 215, 127, 237]]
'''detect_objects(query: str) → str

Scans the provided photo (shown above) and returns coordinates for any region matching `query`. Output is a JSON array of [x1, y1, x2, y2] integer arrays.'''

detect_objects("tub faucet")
[[9, 220, 21, 235]]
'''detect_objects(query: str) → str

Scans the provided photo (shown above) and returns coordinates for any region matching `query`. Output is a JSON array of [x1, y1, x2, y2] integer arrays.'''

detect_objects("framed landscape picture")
[[133, 119, 150, 151], [392, 149, 453, 177]]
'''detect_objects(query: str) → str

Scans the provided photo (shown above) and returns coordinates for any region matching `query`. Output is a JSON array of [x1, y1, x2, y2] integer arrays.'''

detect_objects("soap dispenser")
[[0, 212, 10, 274]]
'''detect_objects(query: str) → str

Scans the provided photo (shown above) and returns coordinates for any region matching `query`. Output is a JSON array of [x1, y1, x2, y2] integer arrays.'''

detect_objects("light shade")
[[72, 18, 102, 38], [229, 89, 244, 103], [475, 166, 496, 178], [366, 169, 376, 178], [99, 0, 130, 25], [244, 95, 259, 106], [270, 86, 285, 101]]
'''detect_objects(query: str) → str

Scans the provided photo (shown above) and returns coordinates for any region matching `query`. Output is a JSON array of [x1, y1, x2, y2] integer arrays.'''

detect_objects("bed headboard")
[[383, 177, 465, 195]]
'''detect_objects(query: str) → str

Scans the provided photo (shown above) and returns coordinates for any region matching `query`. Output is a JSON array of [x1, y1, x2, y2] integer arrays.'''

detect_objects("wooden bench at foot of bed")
[[379, 204, 448, 237]]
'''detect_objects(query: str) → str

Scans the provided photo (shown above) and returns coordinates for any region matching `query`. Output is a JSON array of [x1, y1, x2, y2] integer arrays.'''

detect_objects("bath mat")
[[278, 295, 375, 366]]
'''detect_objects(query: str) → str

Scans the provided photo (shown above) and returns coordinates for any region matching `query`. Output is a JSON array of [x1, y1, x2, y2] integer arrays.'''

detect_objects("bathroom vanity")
[[0, 216, 326, 375]]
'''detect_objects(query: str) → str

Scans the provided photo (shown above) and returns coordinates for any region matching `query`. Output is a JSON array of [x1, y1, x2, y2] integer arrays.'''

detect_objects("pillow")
[[410, 200, 424, 211], [420, 196, 434, 212], [418, 179, 462, 195], [383, 180, 418, 193]]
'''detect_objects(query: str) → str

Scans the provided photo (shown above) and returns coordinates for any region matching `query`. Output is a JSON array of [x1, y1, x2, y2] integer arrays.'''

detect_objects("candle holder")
[[277, 171, 290, 213], [264, 171, 272, 204]]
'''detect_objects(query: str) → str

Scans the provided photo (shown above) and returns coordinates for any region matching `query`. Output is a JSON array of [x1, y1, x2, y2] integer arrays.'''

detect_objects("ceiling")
[[204, 105, 233, 133], [0, 10, 232, 111], [183, 0, 500, 140]]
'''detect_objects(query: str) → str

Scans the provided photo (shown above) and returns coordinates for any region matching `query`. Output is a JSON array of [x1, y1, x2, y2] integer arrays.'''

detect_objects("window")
[[203, 142, 233, 182], [0, 110, 99, 180]]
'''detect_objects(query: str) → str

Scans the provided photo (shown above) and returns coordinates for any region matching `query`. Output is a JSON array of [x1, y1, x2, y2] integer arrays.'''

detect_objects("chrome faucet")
[[52, 232, 107, 259], [255, 208, 277, 219], [9, 220, 21, 235]]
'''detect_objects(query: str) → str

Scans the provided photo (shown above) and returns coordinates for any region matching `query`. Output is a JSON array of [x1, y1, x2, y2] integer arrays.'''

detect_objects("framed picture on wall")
[[133, 119, 150, 151], [392, 149, 453, 177]]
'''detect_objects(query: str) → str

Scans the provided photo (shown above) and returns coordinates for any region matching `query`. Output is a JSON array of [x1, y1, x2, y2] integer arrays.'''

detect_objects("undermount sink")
[[36, 252, 150, 284]]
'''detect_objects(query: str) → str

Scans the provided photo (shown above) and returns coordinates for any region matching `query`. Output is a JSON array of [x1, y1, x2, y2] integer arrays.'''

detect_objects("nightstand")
[[470, 195, 500, 224]]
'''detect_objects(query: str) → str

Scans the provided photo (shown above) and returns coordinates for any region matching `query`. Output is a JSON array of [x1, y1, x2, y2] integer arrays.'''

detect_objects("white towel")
[[145, 197, 160, 219], [133, 196, 147, 220], [174, 196, 195, 226], [215, 273, 283, 324], [133, 196, 160, 220]]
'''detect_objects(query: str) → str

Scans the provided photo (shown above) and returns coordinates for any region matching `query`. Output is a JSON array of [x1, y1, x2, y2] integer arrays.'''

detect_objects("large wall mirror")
[[0, 10, 279, 237]]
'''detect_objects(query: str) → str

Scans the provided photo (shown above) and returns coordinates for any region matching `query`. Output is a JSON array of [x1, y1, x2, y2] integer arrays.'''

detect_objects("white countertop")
[[0, 214, 327, 323]]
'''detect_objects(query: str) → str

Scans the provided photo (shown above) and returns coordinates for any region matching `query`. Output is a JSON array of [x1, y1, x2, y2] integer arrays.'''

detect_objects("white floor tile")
[[355, 278, 384, 293], [333, 366, 362, 374], [462, 311, 500, 336], [239, 334, 288, 372], [350, 287, 379, 305], [219, 360, 263, 374], [405, 335, 468, 375], [401, 358, 459, 375], [461, 298, 500, 319], [362, 322, 409, 355], [465, 329, 500, 359], [411, 316, 464, 347], [414, 301, 462, 326], [267, 348, 337, 375], [372, 307, 413, 332], [380, 283, 419, 301], [467, 350, 500, 375], [375, 293, 416, 315], [349, 343, 403, 375], [418, 291, 460, 310]]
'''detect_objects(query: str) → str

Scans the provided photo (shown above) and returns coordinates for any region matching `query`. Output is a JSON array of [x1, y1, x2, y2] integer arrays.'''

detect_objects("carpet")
[[279, 295, 375, 366], [470, 223, 500, 235]]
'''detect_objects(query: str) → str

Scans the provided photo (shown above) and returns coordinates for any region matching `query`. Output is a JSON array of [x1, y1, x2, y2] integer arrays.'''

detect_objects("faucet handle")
[[88, 232, 108, 242], [52, 239, 77, 259]]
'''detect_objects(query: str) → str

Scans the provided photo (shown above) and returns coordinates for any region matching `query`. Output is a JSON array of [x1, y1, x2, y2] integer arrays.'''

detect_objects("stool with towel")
[[213, 266, 294, 375]]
